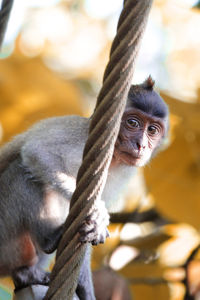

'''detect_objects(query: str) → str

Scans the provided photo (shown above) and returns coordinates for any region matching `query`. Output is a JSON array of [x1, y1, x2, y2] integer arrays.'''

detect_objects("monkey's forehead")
[[127, 90, 168, 119]]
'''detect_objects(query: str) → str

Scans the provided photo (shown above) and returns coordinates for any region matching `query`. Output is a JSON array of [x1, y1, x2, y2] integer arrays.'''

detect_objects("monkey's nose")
[[136, 142, 145, 151], [136, 142, 141, 151], [137, 142, 145, 149]]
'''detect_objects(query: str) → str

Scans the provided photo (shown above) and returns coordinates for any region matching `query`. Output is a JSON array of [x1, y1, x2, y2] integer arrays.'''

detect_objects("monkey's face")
[[113, 107, 166, 167]]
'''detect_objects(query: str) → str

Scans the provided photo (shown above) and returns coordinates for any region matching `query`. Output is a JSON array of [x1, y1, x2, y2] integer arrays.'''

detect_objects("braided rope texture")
[[45, 1, 153, 299], [0, 0, 14, 48]]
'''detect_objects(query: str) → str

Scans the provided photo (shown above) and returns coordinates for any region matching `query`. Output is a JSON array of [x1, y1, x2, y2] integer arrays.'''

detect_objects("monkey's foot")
[[13, 285, 49, 300], [79, 200, 110, 245], [13, 266, 50, 292]]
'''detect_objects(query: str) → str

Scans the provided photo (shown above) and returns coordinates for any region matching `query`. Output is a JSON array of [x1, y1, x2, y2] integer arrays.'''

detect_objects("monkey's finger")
[[79, 224, 110, 245]]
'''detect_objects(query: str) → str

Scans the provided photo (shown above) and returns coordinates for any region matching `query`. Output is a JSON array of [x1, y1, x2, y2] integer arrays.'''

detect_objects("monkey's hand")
[[79, 200, 110, 245]]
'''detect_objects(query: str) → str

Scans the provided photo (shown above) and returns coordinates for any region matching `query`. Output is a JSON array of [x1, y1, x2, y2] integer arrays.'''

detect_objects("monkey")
[[0, 76, 169, 299]]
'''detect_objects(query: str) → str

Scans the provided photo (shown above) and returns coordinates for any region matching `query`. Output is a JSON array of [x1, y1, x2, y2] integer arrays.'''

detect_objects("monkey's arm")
[[20, 116, 110, 246], [21, 139, 110, 245]]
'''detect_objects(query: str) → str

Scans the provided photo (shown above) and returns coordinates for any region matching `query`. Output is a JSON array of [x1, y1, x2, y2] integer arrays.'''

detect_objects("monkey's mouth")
[[112, 148, 144, 166], [120, 151, 143, 166]]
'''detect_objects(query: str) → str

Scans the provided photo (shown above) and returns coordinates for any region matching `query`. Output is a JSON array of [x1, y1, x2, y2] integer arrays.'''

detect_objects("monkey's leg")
[[76, 245, 96, 300]]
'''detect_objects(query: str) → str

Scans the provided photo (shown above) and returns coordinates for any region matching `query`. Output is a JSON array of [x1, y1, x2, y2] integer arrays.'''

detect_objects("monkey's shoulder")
[[28, 115, 89, 141], [14, 115, 89, 177], [20, 115, 89, 152]]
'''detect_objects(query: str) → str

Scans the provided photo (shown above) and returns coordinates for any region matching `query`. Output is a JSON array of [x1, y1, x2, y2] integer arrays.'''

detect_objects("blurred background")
[[0, 0, 200, 299]]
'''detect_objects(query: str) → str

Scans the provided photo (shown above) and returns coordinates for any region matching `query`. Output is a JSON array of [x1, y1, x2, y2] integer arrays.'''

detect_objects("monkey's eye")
[[127, 119, 140, 128], [148, 125, 159, 135]]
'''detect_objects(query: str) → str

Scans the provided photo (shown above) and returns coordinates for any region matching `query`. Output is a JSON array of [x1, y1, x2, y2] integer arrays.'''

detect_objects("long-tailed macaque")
[[0, 76, 169, 299]]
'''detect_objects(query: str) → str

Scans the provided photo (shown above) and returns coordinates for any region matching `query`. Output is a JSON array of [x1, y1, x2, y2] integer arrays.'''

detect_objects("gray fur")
[[0, 115, 130, 299], [0, 133, 26, 174], [0, 81, 168, 298]]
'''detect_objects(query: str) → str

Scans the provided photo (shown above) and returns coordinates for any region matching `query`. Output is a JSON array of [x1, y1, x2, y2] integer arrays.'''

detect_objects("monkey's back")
[[0, 156, 44, 273], [0, 115, 90, 275]]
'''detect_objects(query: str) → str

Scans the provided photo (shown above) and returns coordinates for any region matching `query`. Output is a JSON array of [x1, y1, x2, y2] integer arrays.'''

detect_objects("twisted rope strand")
[[0, 0, 14, 49], [102, 1, 146, 83], [45, 1, 153, 299], [99, 0, 152, 101]]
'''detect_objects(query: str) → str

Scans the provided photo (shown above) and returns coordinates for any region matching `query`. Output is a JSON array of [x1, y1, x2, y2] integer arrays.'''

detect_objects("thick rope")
[[45, 1, 153, 299], [0, 0, 14, 49]]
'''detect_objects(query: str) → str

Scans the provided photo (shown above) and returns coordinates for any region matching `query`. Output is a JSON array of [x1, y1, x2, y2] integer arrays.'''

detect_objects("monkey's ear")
[[142, 75, 155, 90]]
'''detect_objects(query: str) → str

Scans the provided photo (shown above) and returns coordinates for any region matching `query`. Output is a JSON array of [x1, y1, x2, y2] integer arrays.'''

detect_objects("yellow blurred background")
[[0, 0, 200, 299]]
